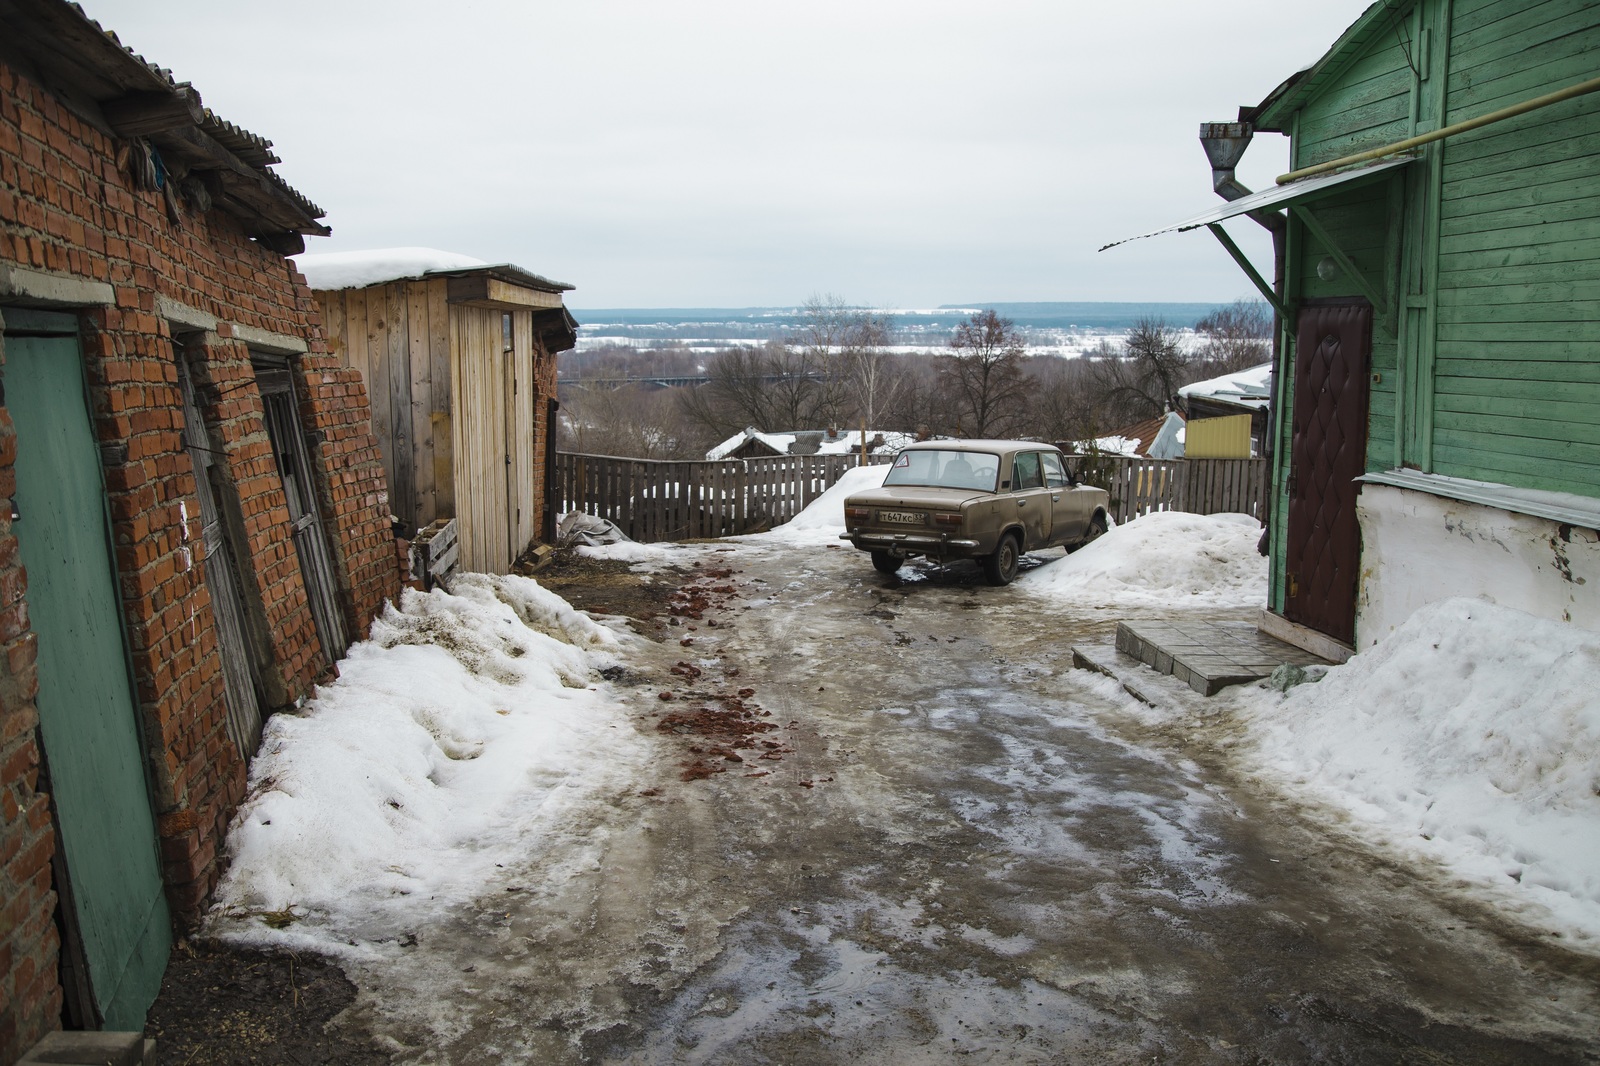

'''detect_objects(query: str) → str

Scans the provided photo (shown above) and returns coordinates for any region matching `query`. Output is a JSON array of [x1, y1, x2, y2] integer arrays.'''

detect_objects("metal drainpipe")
[[1199, 121, 1285, 555]]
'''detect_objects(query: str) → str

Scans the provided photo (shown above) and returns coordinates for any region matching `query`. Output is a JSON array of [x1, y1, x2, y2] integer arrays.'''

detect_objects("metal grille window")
[[178, 353, 265, 756], [253, 355, 350, 663]]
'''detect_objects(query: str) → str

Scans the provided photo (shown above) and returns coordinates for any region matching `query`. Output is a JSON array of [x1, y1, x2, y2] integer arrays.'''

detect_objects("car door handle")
[[1051, 495, 1061, 502], [1017, 499, 1027, 508]]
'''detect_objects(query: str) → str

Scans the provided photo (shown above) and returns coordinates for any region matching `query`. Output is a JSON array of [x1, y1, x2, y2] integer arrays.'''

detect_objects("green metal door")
[[4, 311, 171, 1030]]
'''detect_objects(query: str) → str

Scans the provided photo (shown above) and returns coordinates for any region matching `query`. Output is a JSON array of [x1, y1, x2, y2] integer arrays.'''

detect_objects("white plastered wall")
[[1355, 484, 1600, 648]]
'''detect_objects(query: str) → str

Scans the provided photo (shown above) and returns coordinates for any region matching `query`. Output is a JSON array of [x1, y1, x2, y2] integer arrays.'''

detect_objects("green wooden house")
[[1114, 0, 1600, 657]]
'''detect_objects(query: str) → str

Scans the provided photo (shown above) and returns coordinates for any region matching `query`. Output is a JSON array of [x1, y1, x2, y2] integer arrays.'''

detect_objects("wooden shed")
[[303, 251, 578, 575]]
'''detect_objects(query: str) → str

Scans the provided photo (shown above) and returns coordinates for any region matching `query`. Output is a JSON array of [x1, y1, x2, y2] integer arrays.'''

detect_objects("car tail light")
[[845, 507, 870, 521], [933, 512, 963, 527]]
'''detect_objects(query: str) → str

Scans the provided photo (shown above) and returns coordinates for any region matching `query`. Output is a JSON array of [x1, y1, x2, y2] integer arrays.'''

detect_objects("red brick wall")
[[1, 54, 399, 1056], [0, 405, 62, 1058]]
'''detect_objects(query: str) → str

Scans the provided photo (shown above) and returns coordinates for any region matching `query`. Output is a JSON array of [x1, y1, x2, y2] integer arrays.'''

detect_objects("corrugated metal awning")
[[1099, 154, 1414, 251]]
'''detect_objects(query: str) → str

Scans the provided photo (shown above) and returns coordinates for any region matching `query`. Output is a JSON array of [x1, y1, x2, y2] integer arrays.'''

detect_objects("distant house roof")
[[1083, 412, 1188, 458], [294, 247, 573, 293], [1179, 363, 1273, 412], [3, 0, 328, 241], [706, 427, 913, 461]]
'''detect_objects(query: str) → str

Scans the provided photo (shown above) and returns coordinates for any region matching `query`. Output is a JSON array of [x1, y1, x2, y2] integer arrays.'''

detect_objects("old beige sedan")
[[840, 440, 1110, 585]]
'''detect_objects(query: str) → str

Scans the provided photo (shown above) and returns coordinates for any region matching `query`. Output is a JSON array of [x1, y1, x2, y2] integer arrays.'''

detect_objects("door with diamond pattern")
[[1286, 300, 1371, 645]]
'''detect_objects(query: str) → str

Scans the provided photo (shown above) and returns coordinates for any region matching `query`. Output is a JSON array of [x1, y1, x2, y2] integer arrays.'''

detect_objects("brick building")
[[1, 0, 400, 1052]]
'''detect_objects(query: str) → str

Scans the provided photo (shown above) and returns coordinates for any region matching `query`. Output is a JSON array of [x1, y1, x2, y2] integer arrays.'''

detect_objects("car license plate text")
[[879, 510, 924, 524]]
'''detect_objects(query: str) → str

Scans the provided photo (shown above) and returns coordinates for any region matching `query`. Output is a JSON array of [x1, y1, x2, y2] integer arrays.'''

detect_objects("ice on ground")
[[292, 247, 487, 290], [1018, 510, 1265, 608], [1230, 597, 1600, 947], [749, 463, 891, 546], [209, 573, 651, 954]]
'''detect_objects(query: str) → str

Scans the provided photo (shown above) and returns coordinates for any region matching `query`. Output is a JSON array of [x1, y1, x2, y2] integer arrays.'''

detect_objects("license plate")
[[878, 510, 924, 524]]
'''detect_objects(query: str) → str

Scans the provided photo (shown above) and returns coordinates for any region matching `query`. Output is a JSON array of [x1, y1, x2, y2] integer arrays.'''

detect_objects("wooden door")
[[1286, 300, 1371, 645], [5, 310, 170, 1029], [178, 355, 264, 756], [254, 357, 349, 662]]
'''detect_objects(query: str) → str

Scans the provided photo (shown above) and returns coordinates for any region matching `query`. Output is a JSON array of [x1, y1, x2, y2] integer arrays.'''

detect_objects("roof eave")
[[1253, 0, 1417, 131]]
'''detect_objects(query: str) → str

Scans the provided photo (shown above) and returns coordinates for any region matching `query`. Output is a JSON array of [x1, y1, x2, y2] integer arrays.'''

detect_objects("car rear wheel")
[[870, 550, 901, 574], [1067, 511, 1108, 554], [983, 534, 1020, 586]]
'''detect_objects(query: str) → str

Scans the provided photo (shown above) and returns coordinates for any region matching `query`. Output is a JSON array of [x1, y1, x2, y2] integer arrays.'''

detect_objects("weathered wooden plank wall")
[[1064, 456, 1268, 525], [554, 452, 864, 542], [557, 452, 1265, 542]]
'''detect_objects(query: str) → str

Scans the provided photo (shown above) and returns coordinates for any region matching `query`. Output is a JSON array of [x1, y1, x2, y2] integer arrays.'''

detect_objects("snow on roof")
[[1179, 362, 1274, 410], [706, 428, 912, 461], [292, 247, 489, 291]]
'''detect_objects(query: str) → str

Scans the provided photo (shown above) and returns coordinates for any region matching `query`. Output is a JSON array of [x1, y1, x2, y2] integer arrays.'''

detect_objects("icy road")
[[247, 537, 1595, 1066]]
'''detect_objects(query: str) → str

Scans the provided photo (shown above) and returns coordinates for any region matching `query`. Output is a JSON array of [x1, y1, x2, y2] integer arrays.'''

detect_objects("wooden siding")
[[320, 282, 552, 573], [1292, 18, 1415, 170], [1431, 0, 1600, 497], [1291, 180, 1401, 472], [1184, 414, 1254, 459], [318, 279, 454, 529]]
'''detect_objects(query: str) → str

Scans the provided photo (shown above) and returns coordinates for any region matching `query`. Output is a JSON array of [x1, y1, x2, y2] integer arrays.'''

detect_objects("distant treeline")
[[570, 301, 1251, 339]]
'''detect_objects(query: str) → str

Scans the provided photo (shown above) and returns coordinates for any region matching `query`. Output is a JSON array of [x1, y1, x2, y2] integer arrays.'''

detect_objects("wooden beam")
[[101, 88, 205, 137], [1206, 224, 1287, 318], [445, 275, 564, 309]]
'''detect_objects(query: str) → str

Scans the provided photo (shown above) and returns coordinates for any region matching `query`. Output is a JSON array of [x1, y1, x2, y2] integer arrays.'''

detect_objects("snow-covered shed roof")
[[706, 428, 913, 461], [1179, 363, 1273, 411], [294, 247, 573, 294]]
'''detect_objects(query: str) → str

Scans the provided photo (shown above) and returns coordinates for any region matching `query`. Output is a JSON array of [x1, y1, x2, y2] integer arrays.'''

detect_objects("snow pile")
[[211, 573, 649, 951], [292, 247, 487, 291], [1235, 598, 1600, 945], [1018, 510, 1264, 608], [754, 463, 891, 545]]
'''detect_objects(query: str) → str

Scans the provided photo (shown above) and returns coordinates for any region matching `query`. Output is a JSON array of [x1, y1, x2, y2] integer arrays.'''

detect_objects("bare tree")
[[1194, 300, 1272, 375], [1088, 316, 1191, 425], [679, 339, 849, 443], [560, 377, 698, 459], [935, 309, 1030, 438], [794, 294, 905, 430]]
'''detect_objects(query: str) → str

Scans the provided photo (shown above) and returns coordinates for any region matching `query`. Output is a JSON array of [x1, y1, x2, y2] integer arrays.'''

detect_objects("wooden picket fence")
[[1064, 455, 1268, 525], [555, 451, 1268, 543], [554, 452, 873, 542]]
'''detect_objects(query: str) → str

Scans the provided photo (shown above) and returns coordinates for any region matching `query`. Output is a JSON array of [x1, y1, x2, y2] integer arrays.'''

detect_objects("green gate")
[[4, 310, 171, 1029]]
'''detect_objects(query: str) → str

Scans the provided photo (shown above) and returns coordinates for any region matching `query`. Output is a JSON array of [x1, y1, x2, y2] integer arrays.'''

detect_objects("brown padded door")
[[1286, 300, 1371, 645]]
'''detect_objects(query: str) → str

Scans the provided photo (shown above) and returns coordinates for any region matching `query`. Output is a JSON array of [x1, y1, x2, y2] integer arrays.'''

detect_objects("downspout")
[[1198, 121, 1285, 556]]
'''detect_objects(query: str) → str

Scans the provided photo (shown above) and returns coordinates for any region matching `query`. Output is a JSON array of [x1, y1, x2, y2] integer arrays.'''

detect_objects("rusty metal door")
[[1286, 300, 1371, 645]]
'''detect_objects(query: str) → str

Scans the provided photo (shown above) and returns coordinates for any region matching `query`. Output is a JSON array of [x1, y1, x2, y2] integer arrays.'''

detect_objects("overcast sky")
[[83, 0, 1370, 309]]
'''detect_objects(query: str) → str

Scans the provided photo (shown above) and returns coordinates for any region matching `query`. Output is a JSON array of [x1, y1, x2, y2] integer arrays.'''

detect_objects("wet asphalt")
[[334, 541, 1600, 1064]]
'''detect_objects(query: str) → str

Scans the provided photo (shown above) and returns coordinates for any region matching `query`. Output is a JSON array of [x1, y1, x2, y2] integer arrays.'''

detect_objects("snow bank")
[[292, 247, 487, 291], [752, 463, 891, 546], [211, 574, 648, 951], [1018, 510, 1265, 608], [1235, 598, 1600, 946]]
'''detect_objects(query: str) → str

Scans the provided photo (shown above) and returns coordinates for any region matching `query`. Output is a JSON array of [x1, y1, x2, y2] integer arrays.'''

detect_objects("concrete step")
[[15, 1031, 155, 1066], [1114, 618, 1329, 696]]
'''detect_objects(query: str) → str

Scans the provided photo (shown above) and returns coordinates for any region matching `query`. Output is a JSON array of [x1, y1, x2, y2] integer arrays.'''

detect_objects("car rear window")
[[884, 449, 999, 491]]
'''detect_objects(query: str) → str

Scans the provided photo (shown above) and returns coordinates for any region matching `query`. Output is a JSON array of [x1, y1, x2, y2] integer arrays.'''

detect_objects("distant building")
[[707, 427, 912, 461]]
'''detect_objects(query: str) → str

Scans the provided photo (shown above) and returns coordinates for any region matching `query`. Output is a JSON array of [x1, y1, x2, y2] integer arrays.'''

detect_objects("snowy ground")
[[211, 573, 656, 959], [204, 478, 1600, 1059]]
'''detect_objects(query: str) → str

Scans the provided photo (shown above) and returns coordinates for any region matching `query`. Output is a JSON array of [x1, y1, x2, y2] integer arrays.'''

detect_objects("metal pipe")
[[1277, 74, 1600, 184]]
